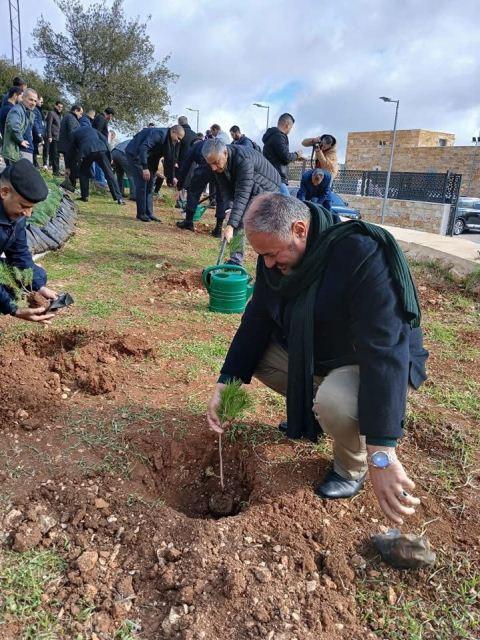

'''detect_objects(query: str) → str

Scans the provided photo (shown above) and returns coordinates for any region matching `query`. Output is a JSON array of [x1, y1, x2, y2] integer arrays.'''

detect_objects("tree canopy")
[[29, 0, 177, 129], [0, 58, 64, 109]]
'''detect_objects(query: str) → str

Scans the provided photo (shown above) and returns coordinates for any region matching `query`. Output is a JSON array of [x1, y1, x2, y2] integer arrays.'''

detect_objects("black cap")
[[2, 159, 49, 203]]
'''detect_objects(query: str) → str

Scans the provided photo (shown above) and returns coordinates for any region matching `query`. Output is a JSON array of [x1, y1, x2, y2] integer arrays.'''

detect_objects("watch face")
[[371, 451, 390, 468]]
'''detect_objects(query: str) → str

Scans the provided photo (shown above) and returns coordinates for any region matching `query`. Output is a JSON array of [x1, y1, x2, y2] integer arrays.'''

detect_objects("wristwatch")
[[368, 450, 394, 469]]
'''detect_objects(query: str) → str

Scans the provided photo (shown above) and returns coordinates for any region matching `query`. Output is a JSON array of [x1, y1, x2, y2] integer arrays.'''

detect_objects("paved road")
[[458, 232, 480, 244]]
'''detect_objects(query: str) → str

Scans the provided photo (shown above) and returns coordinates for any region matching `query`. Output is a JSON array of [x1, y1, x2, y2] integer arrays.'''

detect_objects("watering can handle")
[[216, 238, 227, 266], [202, 263, 249, 292]]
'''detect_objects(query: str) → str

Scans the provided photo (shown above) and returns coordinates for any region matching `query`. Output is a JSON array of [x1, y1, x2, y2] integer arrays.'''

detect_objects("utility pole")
[[466, 133, 480, 196], [9, 0, 23, 69]]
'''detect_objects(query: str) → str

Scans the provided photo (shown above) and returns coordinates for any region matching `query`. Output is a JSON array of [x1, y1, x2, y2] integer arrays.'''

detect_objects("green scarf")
[[262, 202, 421, 442]]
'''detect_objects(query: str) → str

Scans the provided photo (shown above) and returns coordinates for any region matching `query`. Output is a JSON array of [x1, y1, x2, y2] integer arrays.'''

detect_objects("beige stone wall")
[[345, 129, 479, 197], [339, 193, 449, 233]]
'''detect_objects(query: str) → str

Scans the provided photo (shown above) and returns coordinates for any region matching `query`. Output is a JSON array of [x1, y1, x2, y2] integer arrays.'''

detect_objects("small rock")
[[15, 409, 29, 420], [76, 550, 99, 573], [4, 509, 23, 528], [306, 580, 317, 593], [116, 574, 135, 598], [38, 514, 57, 534], [273, 545, 282, 553], [165, 547, 182, 562], [351, 554, 367, 570], [84, 583, 98, 601], [94, 498, 110, 509], [254, 567, 271, 583], [387, 585, 397, 605], [244, 536, 253, 544], [12, 525, 42, 552]]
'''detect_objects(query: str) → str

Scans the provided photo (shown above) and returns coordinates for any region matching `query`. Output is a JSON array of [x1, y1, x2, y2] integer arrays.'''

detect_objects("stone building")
[[345, 129, 479, 197]]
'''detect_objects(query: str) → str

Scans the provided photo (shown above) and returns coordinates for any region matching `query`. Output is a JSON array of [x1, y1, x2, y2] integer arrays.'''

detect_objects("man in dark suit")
[[58, 105, 83, 190], [126, 125, 184, 222], [71, 127, 124, 204]]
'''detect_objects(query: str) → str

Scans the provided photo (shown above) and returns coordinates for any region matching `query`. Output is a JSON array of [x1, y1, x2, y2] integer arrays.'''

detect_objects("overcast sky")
[[1, 0, 478, 161]]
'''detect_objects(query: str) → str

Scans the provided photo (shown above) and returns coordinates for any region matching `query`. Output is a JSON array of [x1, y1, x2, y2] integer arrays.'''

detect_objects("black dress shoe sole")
[[315, 474, 366, 500]]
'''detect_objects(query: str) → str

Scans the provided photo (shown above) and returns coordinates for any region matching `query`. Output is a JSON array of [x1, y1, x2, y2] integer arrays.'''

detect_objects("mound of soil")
[[0, 329, 153, 430], [156, 269, 204, 294], [26, 290, 50, 309]]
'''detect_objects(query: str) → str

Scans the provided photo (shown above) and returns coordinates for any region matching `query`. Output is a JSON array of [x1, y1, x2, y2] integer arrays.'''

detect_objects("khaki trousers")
[[254, 342, 367, 480]]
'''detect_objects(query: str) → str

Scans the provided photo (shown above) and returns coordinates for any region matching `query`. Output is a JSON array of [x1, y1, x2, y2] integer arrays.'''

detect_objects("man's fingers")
[[378, 496, 403, 525], [403, 476, 416, 491], [385, 493, 416, 519]]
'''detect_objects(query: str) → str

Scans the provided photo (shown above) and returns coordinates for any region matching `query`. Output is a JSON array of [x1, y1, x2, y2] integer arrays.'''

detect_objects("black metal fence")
[[288, 162, 461, 205]]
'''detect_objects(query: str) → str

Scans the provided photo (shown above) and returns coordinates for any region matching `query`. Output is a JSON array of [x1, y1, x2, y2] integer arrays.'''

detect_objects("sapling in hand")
[[216, 380, 253, 491]]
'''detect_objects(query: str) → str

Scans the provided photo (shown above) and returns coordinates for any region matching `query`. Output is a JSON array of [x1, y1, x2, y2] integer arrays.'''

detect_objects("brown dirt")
[[0, 261, 479, 639], [26, 290, 50, 309], [156, 268, 204, 294]]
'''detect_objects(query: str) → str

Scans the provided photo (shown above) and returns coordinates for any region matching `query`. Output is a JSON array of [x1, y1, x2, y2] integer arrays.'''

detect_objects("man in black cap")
[[0, 160, 57, 323]]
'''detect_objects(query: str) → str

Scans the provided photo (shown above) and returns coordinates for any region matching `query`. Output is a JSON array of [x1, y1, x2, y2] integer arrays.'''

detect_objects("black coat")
[[177, 124, 197, 167], [214, 145, 282, 229], [262, 126, 297, 184], [125, 127, 168, 171], [92, 113, 109, 140], [58, 112, 80, 153], [72, 127, 110, 160], [46, 109, 62, 141], [0, 200, 47, 315], [220, 233, 429, 444]]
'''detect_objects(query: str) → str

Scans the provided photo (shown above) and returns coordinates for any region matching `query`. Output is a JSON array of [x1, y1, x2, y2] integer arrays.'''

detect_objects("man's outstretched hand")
[[368, 446, 420, 525], [14, 306, 56, 324]]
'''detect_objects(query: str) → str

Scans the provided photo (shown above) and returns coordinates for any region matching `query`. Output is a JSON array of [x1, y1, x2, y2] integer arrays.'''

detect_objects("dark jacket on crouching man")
[[71, 127, 122, 203], [111, 140, 136, 200], [216, 197, 428, 499]]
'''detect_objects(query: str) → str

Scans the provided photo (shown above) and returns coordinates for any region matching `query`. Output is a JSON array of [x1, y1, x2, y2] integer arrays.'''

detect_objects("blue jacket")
[[177, 140, 207, 184], [33, 106, 45, 140], [219, 233, 428, 444], [0, 102, 14, 137], [72, 127, 110, 159], [297, 169, 332, 204], [0, 199, 47, 315], [126, 127, 168, 170], [79, 114, 93, 128], [233, 135, 254, 149]]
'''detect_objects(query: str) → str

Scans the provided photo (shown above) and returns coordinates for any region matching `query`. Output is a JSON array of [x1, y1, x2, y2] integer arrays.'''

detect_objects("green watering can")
[[202, 240, 254, 314], [177, 195, 208, 221]]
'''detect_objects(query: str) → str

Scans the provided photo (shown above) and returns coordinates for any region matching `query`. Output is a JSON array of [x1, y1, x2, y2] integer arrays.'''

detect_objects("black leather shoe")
[[78, 197, 88, 202], [116, 199, 126, 205], [149, 215, 162, 222], [315, 469, 366, 500], [176, 220, 194, 231], [278, 421, 288, 434], [211, 225, 222, 238], [136, 215, 151, 222]]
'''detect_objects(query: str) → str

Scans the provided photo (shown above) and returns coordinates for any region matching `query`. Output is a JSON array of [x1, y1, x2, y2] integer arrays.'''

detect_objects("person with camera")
[[301, 134, 338, 178]]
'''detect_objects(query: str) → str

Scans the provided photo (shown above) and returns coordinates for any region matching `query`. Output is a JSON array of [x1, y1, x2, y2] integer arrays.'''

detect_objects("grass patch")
[[422, 379, 480, 421], [0, 548, 66, 638], [426, 321, 458, 347], [357, 550, 480, 639]]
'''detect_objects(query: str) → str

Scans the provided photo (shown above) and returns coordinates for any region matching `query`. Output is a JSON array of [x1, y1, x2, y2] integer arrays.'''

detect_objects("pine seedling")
[[0, 264, 34, 301], [217, 380, 253, 491]]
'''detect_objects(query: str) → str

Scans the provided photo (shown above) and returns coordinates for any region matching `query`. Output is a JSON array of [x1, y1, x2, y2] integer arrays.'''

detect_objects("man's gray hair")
[[245, 193, 311, 240], [23, 88, 38, 99], [202, 137, 227, 160], [171, 124, 185, 136], [178, 115, 188, 126]]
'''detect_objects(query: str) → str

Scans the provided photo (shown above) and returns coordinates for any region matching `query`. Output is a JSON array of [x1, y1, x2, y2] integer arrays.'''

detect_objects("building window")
[[438, 138, 447, 147]]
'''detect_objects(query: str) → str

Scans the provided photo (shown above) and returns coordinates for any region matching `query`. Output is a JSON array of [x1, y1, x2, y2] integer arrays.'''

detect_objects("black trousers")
[[64, 148, 79, 188], [48, 141, 60, 175], [79, 151, 122, 201], [112, 149, 136, 199], [185, 165, 226, 223]]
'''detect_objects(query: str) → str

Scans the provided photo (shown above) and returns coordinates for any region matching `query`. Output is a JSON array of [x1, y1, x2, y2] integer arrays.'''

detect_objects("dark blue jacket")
[[0, 102, 14, 137], [0, 200, 47, 315], [72, 127, 110, 159], [297, 169, 332, 204], [126, 127, 168, 170], [79, 114, 93, 128], [233, 134, 254, 149], [33, 106, 45, 140], [177, 140, 207, 184], [219, 233, 428, 444]]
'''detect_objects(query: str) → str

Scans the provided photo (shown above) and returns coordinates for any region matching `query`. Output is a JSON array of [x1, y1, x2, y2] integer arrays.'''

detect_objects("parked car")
[[330, 192, 362, 220], [287, 188, 362, 220], [453, 197, 480, 235]]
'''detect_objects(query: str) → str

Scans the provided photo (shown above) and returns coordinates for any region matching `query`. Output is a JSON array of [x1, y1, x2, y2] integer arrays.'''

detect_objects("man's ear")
[[0, 185, 11, 198], [292, 220, 308, 239]]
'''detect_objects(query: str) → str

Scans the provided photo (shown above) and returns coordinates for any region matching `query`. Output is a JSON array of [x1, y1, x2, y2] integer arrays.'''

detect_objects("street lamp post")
[[466, 133, 480, 196], [379, 96, 400, 224], [186, 107, 200, 132], [253, 103, 270, 130]]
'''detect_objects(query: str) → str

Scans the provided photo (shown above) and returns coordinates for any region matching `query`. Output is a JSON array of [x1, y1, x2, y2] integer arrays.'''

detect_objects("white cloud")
[[1, 0, 479, 160]]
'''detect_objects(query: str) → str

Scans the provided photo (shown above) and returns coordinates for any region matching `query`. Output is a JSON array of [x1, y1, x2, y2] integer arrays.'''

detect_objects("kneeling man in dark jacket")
[[203, 138, 286, 264], [207, 193, 429, 526]]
